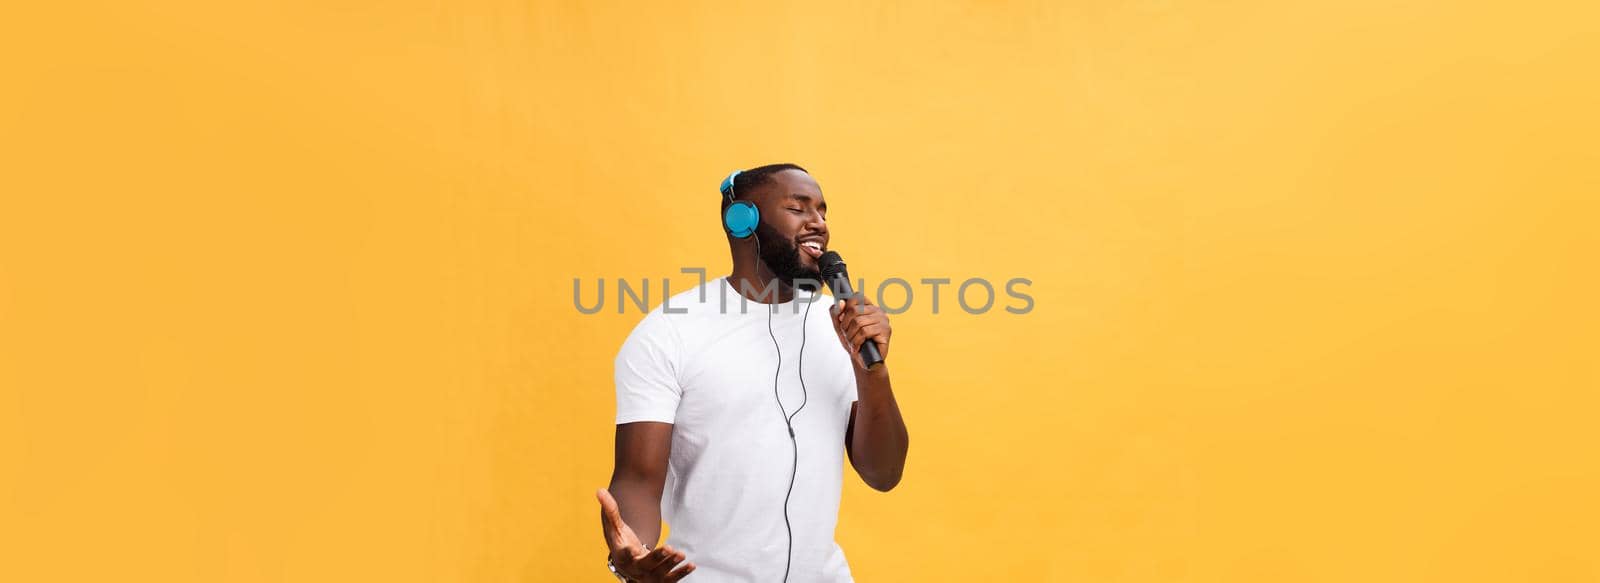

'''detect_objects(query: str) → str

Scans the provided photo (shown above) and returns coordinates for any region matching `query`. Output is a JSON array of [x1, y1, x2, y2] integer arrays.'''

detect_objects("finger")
[[646, 548, 687, 576], [598, 489, 646, 556], [597, 489, 623, 525], [850, 312, 880, 328], [634, 545, 676, 572], [857, 319, 886, 342], [835, 307, 855, 332], [627, 546, 663, 572], [596, 489, 626, 545], [844, 317, 883, 349], [665, 562, 698, 582], [857, 316, 887, 344], [841, 318, 863, 347], [846, 328, 874, 356], [846, 324, 870, 351], [848, 323, 884, 353]]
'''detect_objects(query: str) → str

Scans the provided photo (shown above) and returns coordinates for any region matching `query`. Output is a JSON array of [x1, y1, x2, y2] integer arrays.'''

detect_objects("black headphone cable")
[[753, 233, 811, 583]]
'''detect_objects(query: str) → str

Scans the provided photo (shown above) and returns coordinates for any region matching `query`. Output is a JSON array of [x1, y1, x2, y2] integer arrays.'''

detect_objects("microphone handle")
[[857, 333, 885, 369], [825, 273, 886, 369]]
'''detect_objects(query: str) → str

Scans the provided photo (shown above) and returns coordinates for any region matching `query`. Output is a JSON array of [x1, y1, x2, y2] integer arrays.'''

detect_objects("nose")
[[806, 208, 827, 228], [804, 213, 827, 237]]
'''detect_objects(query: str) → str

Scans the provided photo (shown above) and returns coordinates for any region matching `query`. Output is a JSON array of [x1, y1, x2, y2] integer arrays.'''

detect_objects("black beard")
[[755, 224, 822, 292]]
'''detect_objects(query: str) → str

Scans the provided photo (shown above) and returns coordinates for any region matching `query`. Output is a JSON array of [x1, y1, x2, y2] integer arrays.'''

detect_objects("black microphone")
[[817, 250, 885, 369]]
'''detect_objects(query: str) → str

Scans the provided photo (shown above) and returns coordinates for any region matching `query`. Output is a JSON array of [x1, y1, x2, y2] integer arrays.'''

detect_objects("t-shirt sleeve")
[[613, 311, 683, 424]]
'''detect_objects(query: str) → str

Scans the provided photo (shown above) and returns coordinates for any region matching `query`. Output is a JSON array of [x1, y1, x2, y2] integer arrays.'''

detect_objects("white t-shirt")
[[614, 276, 858, 582]]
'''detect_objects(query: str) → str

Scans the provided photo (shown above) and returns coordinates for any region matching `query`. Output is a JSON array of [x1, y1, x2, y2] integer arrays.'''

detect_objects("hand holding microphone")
[[819, 251, 889, 370]]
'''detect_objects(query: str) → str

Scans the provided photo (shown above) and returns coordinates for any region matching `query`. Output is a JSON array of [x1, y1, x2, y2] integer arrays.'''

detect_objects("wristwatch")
[[607, 545, 648, 582], [606, 556, 630, 582]]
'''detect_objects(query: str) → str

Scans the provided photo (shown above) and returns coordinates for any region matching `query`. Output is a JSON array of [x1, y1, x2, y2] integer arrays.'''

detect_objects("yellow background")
[[3, 1, 1597, 581]]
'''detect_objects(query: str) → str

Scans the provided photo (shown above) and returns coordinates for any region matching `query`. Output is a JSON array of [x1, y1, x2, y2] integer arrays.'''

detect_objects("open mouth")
[[799, 239, 824, 258]]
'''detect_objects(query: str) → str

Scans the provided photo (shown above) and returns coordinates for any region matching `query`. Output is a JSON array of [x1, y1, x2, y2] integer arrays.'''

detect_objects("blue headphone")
[[720, 169, 760, 238]]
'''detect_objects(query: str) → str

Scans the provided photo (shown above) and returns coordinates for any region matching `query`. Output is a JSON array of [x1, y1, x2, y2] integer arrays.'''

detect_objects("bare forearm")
[[850, 365, 909, 491], [604, 476, 663, 547]]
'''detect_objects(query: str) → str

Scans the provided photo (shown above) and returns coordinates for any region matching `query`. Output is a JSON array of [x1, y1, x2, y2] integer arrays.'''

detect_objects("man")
[[596, 164, 910, 582]]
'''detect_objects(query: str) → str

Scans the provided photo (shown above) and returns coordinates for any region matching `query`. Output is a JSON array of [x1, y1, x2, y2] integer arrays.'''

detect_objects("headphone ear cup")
[[723, 200, 760, 238]]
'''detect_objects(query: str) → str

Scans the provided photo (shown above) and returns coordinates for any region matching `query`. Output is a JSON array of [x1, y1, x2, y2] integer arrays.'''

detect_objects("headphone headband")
[[720, 169, 743, 200]]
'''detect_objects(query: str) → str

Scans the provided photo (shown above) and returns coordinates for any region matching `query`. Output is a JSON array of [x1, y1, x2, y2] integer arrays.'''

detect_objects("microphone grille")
[[817, 250, 847, 278]]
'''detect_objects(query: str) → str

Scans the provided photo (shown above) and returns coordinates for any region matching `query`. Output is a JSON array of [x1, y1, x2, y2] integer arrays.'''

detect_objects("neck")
[[728, 240, 797, 304]]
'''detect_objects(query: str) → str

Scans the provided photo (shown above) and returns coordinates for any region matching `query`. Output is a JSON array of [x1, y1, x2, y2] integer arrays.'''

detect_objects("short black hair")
[[720, 163, 808, 211]]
